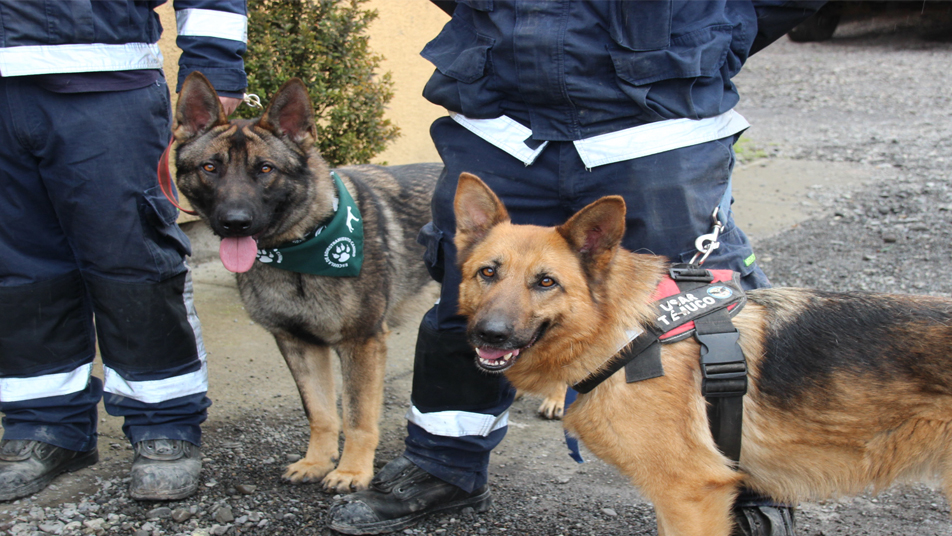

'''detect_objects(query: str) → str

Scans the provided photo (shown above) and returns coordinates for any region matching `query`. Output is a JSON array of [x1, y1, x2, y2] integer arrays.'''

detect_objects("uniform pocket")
[[609, 23, 733, 87], [416, 221, 445, 284], [422, 17, 494, 83], [140, 185, 192, 276], [606, 1, 671, 51]]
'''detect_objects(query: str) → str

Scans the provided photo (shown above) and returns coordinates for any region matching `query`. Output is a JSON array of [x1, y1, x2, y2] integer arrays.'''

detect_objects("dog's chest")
[[235, 269, 380, 340]]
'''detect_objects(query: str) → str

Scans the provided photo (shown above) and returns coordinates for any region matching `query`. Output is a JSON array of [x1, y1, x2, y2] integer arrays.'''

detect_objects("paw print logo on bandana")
[[257, 249, 283, 264], [333, 243, 352, 263], [325, 237, 357, 269]]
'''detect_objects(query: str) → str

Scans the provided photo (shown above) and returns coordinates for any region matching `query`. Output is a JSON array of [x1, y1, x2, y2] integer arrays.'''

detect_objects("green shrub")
[[237, 0, 400, 167]]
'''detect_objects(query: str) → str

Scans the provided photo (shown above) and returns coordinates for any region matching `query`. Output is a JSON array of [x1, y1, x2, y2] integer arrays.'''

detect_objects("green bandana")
[[256, 171, 363, 276]]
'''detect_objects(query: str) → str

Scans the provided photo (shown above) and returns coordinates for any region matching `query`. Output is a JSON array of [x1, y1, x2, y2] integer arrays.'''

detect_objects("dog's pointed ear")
[[557, 196, 626, 274], [258, 78, 318, 144], [174, 72, 228, 142], [454, 173, 510, 257]]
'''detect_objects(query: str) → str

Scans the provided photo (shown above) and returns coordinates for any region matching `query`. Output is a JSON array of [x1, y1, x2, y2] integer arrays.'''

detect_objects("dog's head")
[[173, 72, 331, 272], [454, 173, 627, 376]]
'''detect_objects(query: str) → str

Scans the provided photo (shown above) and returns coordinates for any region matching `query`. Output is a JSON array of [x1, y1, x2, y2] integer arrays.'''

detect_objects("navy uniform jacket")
[[423, 0, 824, 141], [0, 0, 247, 94]]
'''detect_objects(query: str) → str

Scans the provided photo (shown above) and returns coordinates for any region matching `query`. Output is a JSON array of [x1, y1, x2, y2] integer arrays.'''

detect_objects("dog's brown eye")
[[202, 163, 216, 173], [260, 164, 273, 174], [479, 267, 495, 279], [539, 277, 556, 288]]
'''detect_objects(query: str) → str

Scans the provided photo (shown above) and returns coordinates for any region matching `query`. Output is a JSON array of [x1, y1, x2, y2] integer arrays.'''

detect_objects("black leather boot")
[[732, 499, 796, 536], [0, 440, 98, 501], [328, 455, 492, 535], [129, 439, 202, 501]]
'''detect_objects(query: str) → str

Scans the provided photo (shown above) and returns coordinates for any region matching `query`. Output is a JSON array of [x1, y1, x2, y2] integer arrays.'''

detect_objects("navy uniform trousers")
[[406, 116, 769, 492], [0, 76, 209, 453]]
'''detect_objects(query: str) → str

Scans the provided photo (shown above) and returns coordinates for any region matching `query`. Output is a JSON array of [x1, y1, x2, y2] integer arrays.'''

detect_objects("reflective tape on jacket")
[[449, 109, 749, 169], [176, 8, 248, 43], [0, 43, 163, 77]]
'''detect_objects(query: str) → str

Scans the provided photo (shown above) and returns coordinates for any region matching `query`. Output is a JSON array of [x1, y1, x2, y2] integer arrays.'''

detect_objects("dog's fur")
[[454, 172, 952, 536], [173, 73, 440, 492]]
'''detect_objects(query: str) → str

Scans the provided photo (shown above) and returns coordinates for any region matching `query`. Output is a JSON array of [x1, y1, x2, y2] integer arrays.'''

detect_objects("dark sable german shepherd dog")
[[173, 72, 439, 492], [453, 173, 952, 536]]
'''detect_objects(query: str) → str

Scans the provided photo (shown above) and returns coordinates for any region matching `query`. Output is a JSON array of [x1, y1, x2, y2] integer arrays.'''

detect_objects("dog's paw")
[[322, 469, 372, 494], [283, 459, 335, 484], [537, 396, 564, 420]]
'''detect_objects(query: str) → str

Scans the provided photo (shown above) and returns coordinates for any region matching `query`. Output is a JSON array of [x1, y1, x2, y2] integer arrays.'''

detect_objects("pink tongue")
[[219, 236, 258, 273], [476, 347, 519, 362]]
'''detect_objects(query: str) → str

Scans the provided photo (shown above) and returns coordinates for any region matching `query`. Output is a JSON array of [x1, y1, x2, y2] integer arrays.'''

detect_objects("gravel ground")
[[4, 9, 952, 536]]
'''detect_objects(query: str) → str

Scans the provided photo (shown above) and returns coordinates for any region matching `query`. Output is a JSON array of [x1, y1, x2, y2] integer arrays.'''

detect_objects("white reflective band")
[[177, 8, 248, 43], [183, 265, 208, 360], [104, 358, 208, 405], [0, 363, 93, 403], [450, 110, 749, 169], [0, 43, 163, 77], [450, 112, 549, 166], [572, 110, 750, 168], [406, 405, 509, 437]]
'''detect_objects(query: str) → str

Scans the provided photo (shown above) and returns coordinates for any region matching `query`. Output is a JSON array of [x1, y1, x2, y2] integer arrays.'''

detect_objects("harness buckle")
[[669, 263, 714, 283], [697, 330, 748, 398]]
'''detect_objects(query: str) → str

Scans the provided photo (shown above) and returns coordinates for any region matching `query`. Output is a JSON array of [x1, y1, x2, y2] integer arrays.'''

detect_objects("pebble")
[[147, 506, 172, 519], [171, 508, 192, 523], [215, 506, 235, 523], [236, 483, 257, 495]]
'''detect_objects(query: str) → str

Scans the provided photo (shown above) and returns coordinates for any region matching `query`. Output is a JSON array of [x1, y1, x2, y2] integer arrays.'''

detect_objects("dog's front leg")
[[651, 479, 738, 536], [327, 331, 389, 493], [275, 334, 342, 485]]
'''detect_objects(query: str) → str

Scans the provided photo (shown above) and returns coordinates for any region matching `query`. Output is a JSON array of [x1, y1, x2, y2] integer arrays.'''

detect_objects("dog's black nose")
[[474, 318, 512, 346], [218, 209, 253, 232]]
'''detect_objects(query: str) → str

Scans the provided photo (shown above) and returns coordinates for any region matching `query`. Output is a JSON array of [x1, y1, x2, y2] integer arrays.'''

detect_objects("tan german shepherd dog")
[[453, 172, 952, 536], [172, 73, 440, 492]]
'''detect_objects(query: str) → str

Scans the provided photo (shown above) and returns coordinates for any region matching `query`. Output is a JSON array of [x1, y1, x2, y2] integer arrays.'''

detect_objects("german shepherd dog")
[[454, 173, 952, 536], [172, 72, 439, 492]]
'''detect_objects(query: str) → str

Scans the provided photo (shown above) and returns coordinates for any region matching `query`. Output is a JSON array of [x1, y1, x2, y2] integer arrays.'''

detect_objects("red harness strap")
[[157, 137, 198, 216], [652, 269, 745, 342]]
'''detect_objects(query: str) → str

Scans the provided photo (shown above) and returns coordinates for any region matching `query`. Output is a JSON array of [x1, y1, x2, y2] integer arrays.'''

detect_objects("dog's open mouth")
[[473, 322, 548, 373], [475, 347, 522, 372]]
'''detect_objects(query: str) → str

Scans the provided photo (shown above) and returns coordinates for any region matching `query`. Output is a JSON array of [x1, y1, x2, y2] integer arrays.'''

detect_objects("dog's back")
[[738, 288, 952, 502], [334, 162, 441, 327]]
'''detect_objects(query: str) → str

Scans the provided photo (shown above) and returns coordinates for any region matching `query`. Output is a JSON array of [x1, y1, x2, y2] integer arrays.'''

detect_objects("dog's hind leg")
[[325, 331, 389, 493], [275, 335, 342, 485]]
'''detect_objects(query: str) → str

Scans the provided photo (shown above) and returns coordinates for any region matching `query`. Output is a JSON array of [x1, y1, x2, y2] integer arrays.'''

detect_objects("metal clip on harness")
[[689, 207, 724, 266]]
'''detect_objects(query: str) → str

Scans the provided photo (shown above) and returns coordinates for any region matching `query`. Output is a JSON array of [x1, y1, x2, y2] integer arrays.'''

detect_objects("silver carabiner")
[[689, 207, 723, 266], [243, 93, 263, 109]]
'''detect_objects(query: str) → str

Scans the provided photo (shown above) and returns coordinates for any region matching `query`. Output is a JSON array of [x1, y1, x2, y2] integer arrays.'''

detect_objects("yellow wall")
[[157, 0, 448, 166]]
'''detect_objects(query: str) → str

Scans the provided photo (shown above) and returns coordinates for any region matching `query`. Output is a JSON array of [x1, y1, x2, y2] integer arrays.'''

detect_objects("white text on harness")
[[656, 293, 718, 326]]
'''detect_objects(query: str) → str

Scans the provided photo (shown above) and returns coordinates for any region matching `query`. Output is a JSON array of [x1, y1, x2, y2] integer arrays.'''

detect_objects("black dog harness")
[[571, 263, 749, 462]]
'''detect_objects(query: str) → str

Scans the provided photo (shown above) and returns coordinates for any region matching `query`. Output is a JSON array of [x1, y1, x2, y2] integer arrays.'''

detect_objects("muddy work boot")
[[129, 439, 201, 501], [732, 503, 796, 536], [0, 440, 99, 501], [328, 455, 492, 535]]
